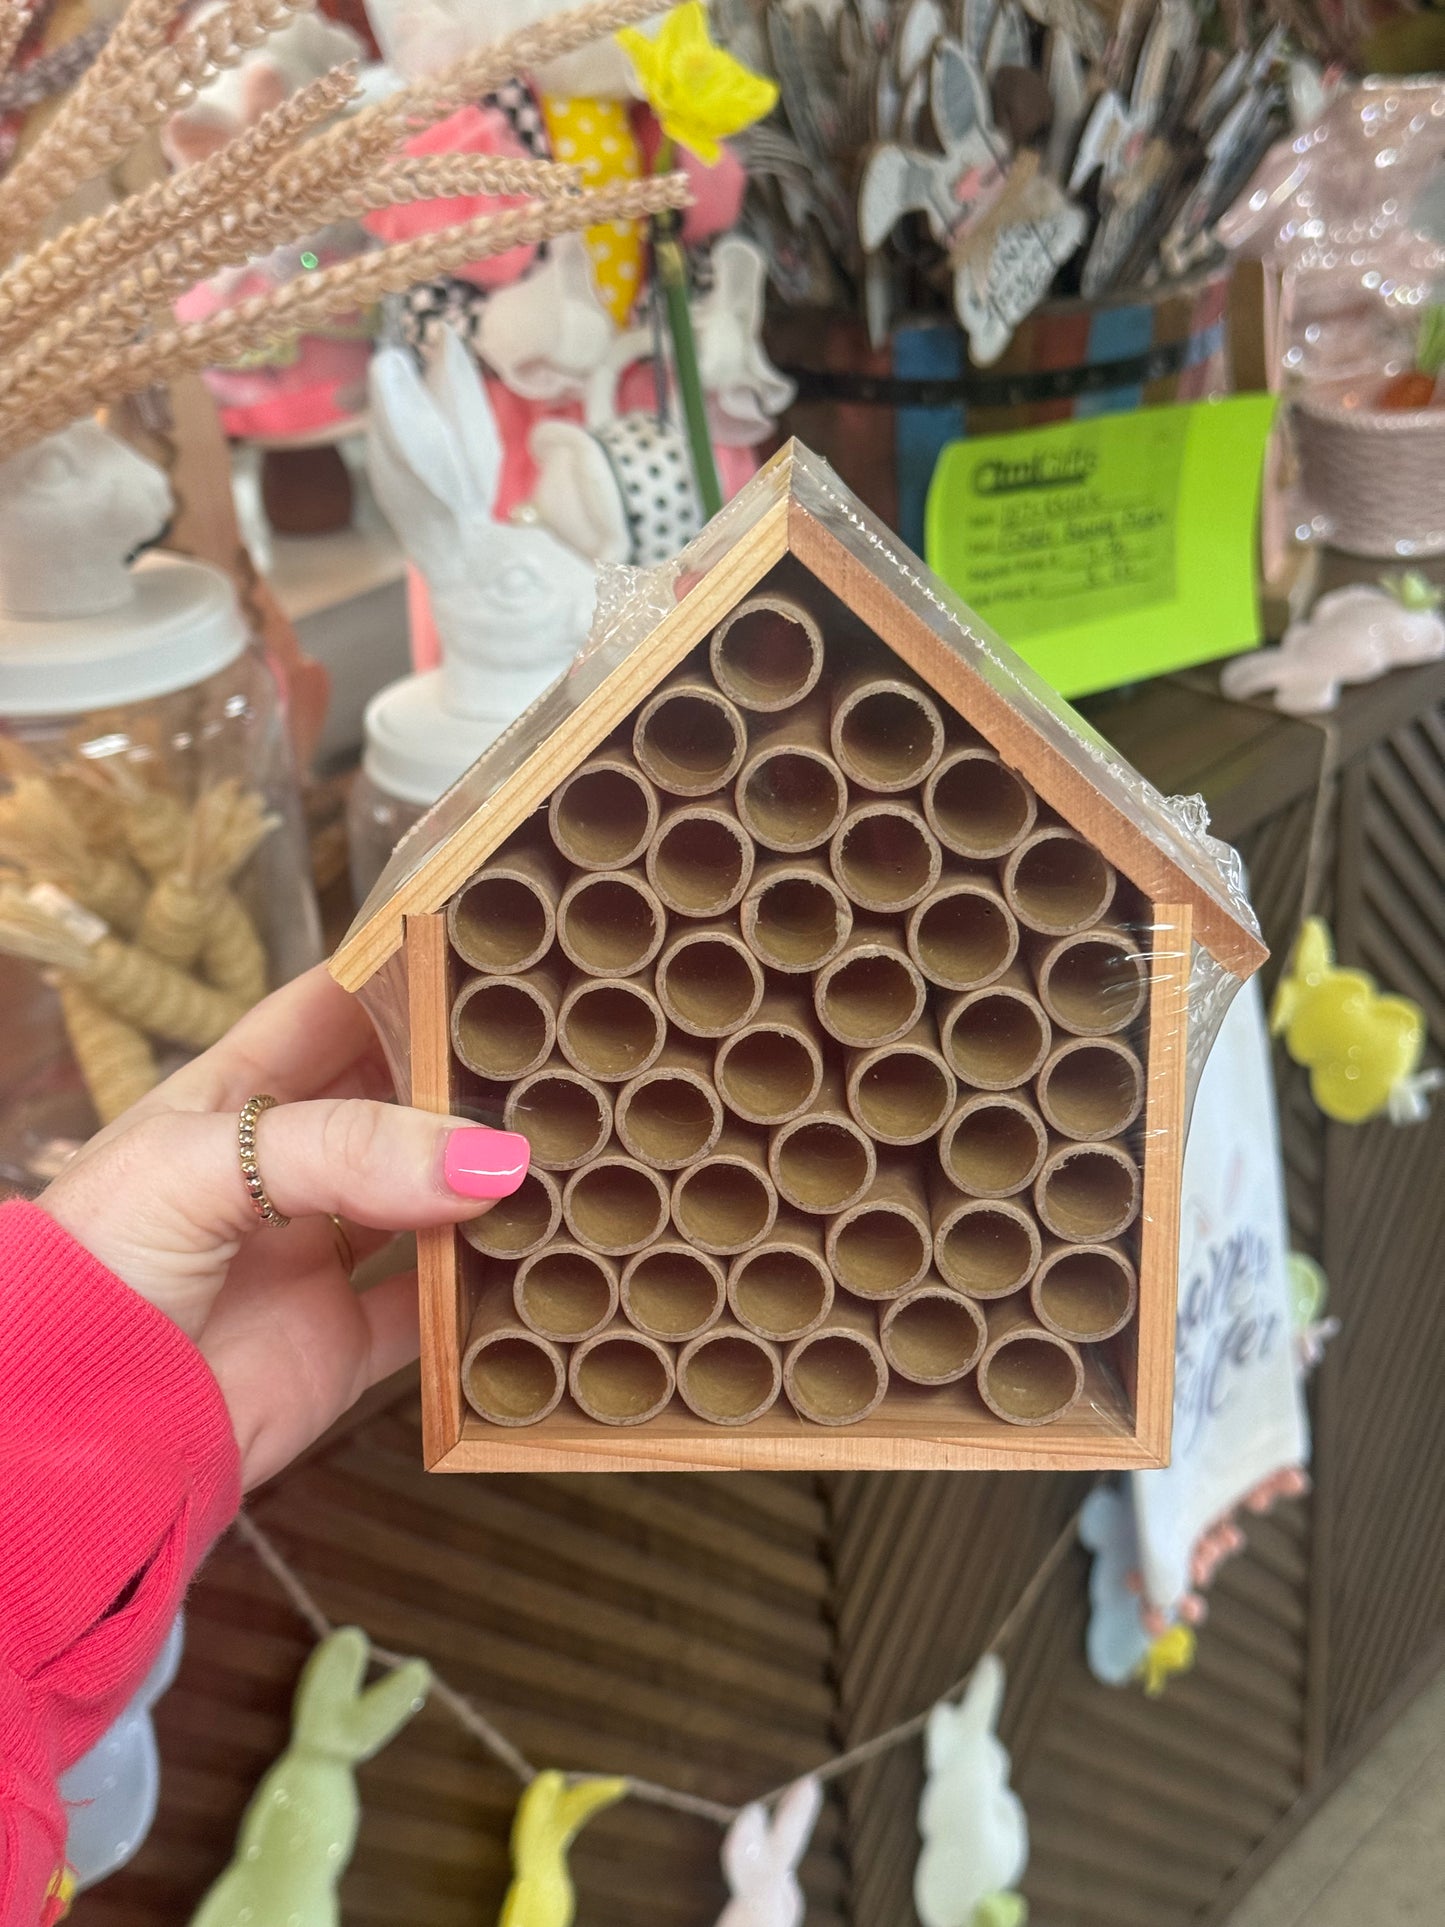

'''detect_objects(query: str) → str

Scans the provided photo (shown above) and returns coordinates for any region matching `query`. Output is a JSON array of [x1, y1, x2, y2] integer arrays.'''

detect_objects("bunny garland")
[[914, 1657, 1029, 1927], [715, 1775, 822, 1927], [499, 1770, 628, 1927], [189, 1628, 430, 1927]]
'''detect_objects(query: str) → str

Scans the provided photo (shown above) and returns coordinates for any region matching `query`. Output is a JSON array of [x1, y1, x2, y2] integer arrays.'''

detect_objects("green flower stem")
[[655, 221, 722, 519]]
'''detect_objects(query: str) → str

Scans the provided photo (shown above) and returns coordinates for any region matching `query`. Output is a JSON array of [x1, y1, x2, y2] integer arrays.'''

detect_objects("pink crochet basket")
[[1294, 385, 1445, 558]]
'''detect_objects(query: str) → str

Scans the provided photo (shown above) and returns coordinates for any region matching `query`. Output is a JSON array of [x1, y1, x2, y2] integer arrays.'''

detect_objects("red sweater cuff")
[[0, 1200, 240, 1751]]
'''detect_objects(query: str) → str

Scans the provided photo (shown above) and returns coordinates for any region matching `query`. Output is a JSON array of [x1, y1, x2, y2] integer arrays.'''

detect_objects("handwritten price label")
[[926, 395, 1276, 698]]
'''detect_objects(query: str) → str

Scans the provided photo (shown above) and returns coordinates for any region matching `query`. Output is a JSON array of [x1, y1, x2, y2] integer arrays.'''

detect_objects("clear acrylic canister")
[[0, 551, 322, 1192]]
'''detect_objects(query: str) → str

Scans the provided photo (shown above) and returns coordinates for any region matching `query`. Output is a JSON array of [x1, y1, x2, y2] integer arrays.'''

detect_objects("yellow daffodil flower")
[[617, 2, 778, 166]]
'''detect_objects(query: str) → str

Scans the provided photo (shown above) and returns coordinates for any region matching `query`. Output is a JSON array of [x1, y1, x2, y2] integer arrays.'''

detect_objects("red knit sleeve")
[[0, 1200, 241, 1923]]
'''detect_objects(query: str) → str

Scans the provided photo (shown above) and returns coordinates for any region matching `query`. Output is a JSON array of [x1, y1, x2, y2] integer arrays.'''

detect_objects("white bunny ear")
[[720, 1802, 772, 1890], [923, 1699, 963, 1771], [367, 340, 473, 584], [425, 324, 503, 515], [959, 1654, 1007, 1737], [529, 420, 631, 564], [766, 1776, 823, 1868]]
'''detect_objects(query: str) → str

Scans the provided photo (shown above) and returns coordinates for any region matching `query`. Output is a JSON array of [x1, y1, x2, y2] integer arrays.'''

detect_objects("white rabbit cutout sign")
[[367, 327, 597, 738], [915, 1656, 1029, 1927], [715, 1774, 823, 1927]]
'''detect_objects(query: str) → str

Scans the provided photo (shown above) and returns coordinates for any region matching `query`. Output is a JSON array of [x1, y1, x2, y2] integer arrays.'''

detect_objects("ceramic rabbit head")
[[368, 327, 597, 729], [0, 422, 172, 620], [717, 1775, 822, 1927]]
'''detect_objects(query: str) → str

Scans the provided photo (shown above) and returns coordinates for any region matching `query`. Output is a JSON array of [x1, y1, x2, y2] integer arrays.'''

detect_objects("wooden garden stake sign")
[[332, 440, 1266, 1474]]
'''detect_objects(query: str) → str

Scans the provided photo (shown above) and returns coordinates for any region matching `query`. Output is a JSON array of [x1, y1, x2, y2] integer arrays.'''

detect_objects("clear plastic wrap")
[[335, 443, 1265, 1470]]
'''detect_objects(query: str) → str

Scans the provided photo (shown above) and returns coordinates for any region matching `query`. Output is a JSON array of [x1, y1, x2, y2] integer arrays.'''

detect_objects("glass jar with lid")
[[0, 426, 321, 1192]]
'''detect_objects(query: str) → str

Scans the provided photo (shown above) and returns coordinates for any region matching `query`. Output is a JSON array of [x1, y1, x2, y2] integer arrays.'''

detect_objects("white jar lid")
[[0, 552, 249, 717], [362, 670, 497, 807]]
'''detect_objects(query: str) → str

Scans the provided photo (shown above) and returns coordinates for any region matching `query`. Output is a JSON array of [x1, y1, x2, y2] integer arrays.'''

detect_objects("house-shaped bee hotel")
[[333, 443, 1266, 1474]]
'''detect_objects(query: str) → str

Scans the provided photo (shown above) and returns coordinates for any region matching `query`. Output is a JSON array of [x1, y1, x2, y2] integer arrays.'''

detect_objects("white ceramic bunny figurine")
[[190, 1628, 429, 1927], [0, 422, 172, 619], [477, 231, 618, 403], [367, 326, 597, 734], [1221, 579, 1445, 715], [914, 1656, 1029, 1927], [715, 1774, 822, 1927]]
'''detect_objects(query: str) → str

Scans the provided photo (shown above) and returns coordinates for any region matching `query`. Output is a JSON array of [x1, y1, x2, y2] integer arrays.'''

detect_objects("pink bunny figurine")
[[715, 1776, 823, 1927]]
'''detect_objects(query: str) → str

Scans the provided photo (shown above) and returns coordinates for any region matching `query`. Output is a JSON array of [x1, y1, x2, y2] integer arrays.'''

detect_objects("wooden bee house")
[[332, 443, 1265, 1473]]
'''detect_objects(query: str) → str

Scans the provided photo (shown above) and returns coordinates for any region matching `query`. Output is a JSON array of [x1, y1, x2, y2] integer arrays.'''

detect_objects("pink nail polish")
[[444, 1127, 530, 1199]]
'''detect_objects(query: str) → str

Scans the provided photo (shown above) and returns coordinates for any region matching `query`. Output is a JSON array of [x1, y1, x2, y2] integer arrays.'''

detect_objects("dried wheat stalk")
[[0, 63, 359, 352], [5, 150, 579, 375], [0, 0, 309, 254], [0, 4, 35, 82], [0, 171, 690, 451]]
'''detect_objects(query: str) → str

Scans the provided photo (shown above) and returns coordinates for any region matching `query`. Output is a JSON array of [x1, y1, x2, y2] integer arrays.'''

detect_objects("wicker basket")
[[1294, 386, 1445, 558]]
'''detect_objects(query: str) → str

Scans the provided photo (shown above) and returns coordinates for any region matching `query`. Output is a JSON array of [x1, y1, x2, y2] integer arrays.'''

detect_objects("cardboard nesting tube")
[[654, 920, 764, 1037], [739, 857, 853, 974], [828, 801, 942, 914], [633, 675, 747, 797], [557, 974, 666, 1083], [1031, 1240, 1138, 1343], [726, 1210, 833, 1341], [670, 1123, 779, 1255], [814, 923, 927, 1048], [460, 1166, 563, 1261], [845, 1019, 956, 1145], [677, 1320, 783, 1426], [977, 1297, 1085, 1426], [784, 1299, 890, 1426], [513, 1242, 619, 1342], [549, 752, 660, 871], [562, 1149, 672, 1255], [830, 666, 945, 793], [448, 840, 562, 975], [451, 964, 560, 1080], [713, 989, 824, 1126], [1002, 827, 1116, 936], [906, 878, 1019, 992], [1032, 927, 1148, 1037], [709, 593, 825, 712], [923, 746, 1037, 860], [733, 696, 849, 853], [880, 1284, 988, 1385], [930, 1176, 1041, 1298], [645, 799, 755, 918], [824, 1159, 932, 1300], [461, 1295, 566, 1428], [569, 1328, 676, 1426], [556, 867, 667, 977], [621, 1243, 726, 1343], [768, 1071, 877, 1216], [939, 966, 1052, 1092], [614, 1041, 725, 1168], [504, 1065, 612, 1171], [1035, 1035, 1145, 1141], [1034, 1141, 1141, 1243], [939, 1091, 1049, 1198]]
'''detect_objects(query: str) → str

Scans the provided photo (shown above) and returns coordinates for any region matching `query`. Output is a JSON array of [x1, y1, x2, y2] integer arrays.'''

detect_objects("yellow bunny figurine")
[[499, 1771, 628, 1927], [1271, 917, 1435, 1124]]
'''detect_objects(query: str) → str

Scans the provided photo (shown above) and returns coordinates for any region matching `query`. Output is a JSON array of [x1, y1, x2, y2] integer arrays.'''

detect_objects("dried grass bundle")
[[0, 0, 689, 457]]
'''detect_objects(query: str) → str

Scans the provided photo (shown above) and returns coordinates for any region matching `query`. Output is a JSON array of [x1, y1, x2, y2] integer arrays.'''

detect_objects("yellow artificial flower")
[[617, 2, 778, 166], [1139, 1625, 1197, 1698]]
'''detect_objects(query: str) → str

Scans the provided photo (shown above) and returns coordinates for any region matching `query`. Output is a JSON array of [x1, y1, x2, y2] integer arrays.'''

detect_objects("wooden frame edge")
[[406, 912, 466, 1468], [1132, 902, 1192, 1466]]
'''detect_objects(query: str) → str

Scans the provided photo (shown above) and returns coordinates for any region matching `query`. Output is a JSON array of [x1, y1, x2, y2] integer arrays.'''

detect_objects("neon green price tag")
[[925, 394, 1277, 698]]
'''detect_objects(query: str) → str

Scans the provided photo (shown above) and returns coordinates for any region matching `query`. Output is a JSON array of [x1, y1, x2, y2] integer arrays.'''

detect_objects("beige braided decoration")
[[0, 172, 691, 452], [0, 63, 361, 351], [0, 0, 687, 457], [0, 5, 35, 83], [0, 0, 310, 255]]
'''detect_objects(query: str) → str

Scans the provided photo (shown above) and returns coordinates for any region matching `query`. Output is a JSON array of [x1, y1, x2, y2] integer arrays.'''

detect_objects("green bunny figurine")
[[190, 1628, 430, 1927]]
